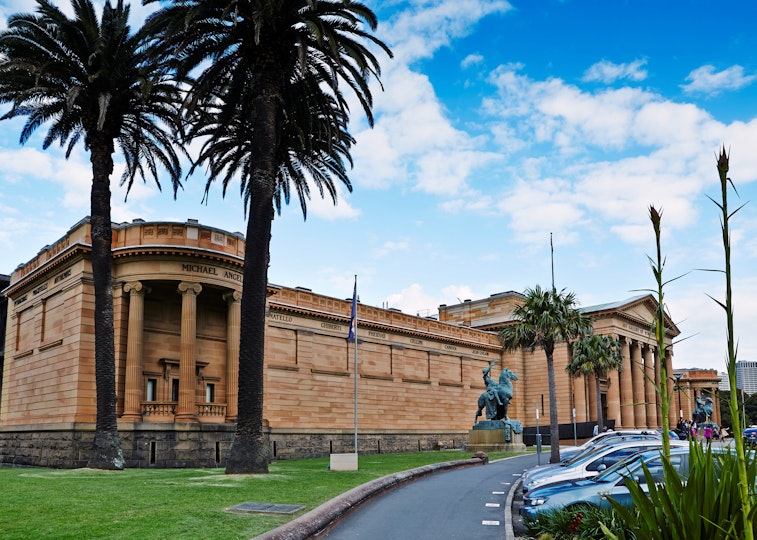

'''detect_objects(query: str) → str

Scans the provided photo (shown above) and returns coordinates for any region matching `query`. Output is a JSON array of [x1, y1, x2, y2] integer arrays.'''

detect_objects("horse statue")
[[475, 362, 518, 423], [693, 394, 714, 424]]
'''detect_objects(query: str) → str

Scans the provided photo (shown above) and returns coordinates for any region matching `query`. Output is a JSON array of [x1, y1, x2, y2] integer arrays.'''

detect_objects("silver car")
[[521, 446, 691, 519], [522, 439, 687, 493]]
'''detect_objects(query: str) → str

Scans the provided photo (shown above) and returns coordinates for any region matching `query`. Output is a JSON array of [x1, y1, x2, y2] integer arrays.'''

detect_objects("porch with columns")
[[119, 279, 240, 424]]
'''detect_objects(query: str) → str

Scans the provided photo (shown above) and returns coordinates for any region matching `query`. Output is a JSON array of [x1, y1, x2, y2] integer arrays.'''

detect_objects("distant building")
[[718, 372, 730, 392], [736, 361, 757, 394], [0, 273, 8, 411]]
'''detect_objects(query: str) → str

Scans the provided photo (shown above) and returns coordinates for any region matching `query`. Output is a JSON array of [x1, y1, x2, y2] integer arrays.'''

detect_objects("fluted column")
[[653, 347, 662, 426], [586, 373, 597, 422], [619, 337, 634, 428], [122, 281, 148, 421], [224, 290, 241, 422], [573, 375, 587, 423], [176, 282, 202, 422], [631, 341, 647, 428], [643, 345, 657, 427], [607, 335, 621, 428], [666, 349, 678, 424]]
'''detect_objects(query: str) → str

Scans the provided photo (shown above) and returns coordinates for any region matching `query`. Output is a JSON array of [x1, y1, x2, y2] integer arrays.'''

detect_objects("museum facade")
[[0, 218, 720, 467]]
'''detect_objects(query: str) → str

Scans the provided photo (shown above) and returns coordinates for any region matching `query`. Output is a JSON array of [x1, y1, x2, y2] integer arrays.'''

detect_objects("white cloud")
[[582, 59, 648, 84], [681, 65, 757, 96], [372, 239, 410, 259], [462, 53, 484, 69]]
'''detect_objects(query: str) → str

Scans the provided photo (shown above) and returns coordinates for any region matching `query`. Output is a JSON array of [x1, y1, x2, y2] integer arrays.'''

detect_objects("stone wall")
[[0, 423, 470, 468]]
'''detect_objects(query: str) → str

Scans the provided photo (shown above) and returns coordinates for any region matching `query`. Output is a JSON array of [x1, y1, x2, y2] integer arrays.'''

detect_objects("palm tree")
[[146, 0, 392, 474], [0, 0, 183, 469], [499, 285, 593, 463], [566, 333, 623, 434]]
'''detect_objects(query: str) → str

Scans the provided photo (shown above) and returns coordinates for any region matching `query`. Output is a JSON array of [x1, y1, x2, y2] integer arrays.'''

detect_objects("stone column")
[[176, 282, 202, 422], [573, 375, 587, 423], [607, 335, 621, 428], [666, 349, 678, 424], [643, 345, 657, 427], [619, 337, 634, 428], [224, 291, 241, 422], [586, 373, 597, 423], [631, 341, 647, 428], [653, 347, 663, 426], [122, 281, 148, 421]]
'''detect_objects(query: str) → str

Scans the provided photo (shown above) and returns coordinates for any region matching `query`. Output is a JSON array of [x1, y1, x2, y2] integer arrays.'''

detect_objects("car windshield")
[[590, 452, 650, 483]]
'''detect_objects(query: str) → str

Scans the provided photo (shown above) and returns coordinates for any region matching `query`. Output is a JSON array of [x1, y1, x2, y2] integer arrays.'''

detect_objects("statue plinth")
[[468, 419, 526, 453]]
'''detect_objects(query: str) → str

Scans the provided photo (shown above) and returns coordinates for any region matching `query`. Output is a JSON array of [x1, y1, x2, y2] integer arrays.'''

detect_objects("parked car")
[[523, 432, 663, 489], [744, 426, 757, 446], [520, 446, 691, 520], [559, 429, 662, 462], [521, 439, 687, 494]]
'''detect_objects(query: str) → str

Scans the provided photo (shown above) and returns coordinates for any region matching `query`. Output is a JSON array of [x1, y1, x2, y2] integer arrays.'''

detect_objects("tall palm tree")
[[146, 0, 391, 474], [499, 285, 593, 463], [566, 333, 623, 434], [0, 0, 183, 469]]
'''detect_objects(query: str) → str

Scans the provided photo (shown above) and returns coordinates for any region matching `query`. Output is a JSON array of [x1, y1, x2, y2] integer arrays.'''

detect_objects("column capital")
[[223, 290, 242, 303], [124, 281, 148, 295], [178, 282, 202, 296]]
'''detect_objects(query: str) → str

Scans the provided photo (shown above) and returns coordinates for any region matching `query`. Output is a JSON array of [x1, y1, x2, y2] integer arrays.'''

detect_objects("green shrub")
[[603, 442, 757, 540]]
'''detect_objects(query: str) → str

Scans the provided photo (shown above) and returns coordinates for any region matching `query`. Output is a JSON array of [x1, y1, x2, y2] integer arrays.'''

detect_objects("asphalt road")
[[322, 453, 539, 540]]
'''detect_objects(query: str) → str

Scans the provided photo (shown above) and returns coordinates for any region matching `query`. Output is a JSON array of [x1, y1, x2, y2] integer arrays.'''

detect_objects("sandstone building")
[[0, 218, 719, 467]]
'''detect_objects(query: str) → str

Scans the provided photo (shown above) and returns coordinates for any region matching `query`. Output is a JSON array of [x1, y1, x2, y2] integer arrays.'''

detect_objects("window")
[[171, 379, 179, 402], [206, 383, 215, 403], [146, 379, 157, 402]]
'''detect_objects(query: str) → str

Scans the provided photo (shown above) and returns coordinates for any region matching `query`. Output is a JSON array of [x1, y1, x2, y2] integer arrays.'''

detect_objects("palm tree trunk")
[[546, 351, 560, 463], [225, 81, 278, 474], [595, 374, 604, 432], [87, 137, 124, 470], [226, 194, 273, 474]]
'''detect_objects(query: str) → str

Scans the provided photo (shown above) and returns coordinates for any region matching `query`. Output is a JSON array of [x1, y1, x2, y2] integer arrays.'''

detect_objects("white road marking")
[[492, 491, 505, 494], [482, 520, 500, 526], [485, 503, 501, 507]]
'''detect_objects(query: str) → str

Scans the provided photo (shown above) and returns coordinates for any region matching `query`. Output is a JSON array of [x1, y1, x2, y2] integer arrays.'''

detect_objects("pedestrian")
[[704, 425, 713, 443], [593, 424, 599, 437], [720, 426, 729, 440]]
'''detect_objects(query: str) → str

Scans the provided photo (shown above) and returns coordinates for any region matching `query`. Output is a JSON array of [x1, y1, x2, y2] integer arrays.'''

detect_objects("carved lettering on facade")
[[223, 270, 242, 282], [13, 295, 27, 306], [368, 331, 386, 339], [32, 284, 47, 296], [472, 349, 490, 357], [54, 269, 72, 284], [181, 263, 218, 276], [443, 344, 458, 351], [410, 338, 423, 345], [268, 313, 293, 323], [321, 322, 342, 331]]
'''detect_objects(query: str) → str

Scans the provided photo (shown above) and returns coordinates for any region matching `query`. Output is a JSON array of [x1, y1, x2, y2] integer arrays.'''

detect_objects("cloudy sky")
[[1, 0, 757, 374]]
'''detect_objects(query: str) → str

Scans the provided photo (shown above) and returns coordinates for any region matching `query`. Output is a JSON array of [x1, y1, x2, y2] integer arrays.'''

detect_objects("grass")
[[0, 450, 519, 539]]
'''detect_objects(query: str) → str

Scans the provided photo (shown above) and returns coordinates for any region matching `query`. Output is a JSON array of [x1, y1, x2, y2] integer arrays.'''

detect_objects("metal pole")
[[572, 407, 577, 446], [536, 406, 541, 465], [353, 277, 359, 455]]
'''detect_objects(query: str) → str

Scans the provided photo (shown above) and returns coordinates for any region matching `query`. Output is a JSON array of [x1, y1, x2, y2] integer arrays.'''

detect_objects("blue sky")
[[2, 0, 757, 374]]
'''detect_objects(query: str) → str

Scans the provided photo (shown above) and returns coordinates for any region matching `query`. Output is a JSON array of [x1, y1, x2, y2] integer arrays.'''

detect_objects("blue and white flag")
[[348, 278, 357, 343]]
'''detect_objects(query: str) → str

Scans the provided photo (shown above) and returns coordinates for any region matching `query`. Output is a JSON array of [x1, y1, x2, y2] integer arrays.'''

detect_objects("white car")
[[522, 438, 687, 493], [560, 429, 661, 461], [523, 431, 662, 487]]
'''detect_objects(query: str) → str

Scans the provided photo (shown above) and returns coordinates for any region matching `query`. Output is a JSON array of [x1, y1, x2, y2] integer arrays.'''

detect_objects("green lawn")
[[0, 450, 518, 539]]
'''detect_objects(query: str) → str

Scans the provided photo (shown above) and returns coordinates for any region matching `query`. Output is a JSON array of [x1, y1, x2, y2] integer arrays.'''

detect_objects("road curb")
[[504, 476, 522, 540], [253, 457, 488, 540]]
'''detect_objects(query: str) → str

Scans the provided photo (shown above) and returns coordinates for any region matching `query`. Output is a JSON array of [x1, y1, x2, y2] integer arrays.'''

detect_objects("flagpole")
[[350, 275, 359, 454]]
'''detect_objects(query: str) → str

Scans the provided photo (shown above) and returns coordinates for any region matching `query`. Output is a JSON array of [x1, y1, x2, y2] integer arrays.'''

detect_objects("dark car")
[[744, 427, 757, 446]]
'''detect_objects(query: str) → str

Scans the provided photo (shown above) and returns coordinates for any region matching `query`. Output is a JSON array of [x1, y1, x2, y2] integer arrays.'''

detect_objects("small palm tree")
[[499, 285, 593, 463], [146, 0, 391, 474], [566, 333, 623, 434], [0, 0, 183, 469]]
